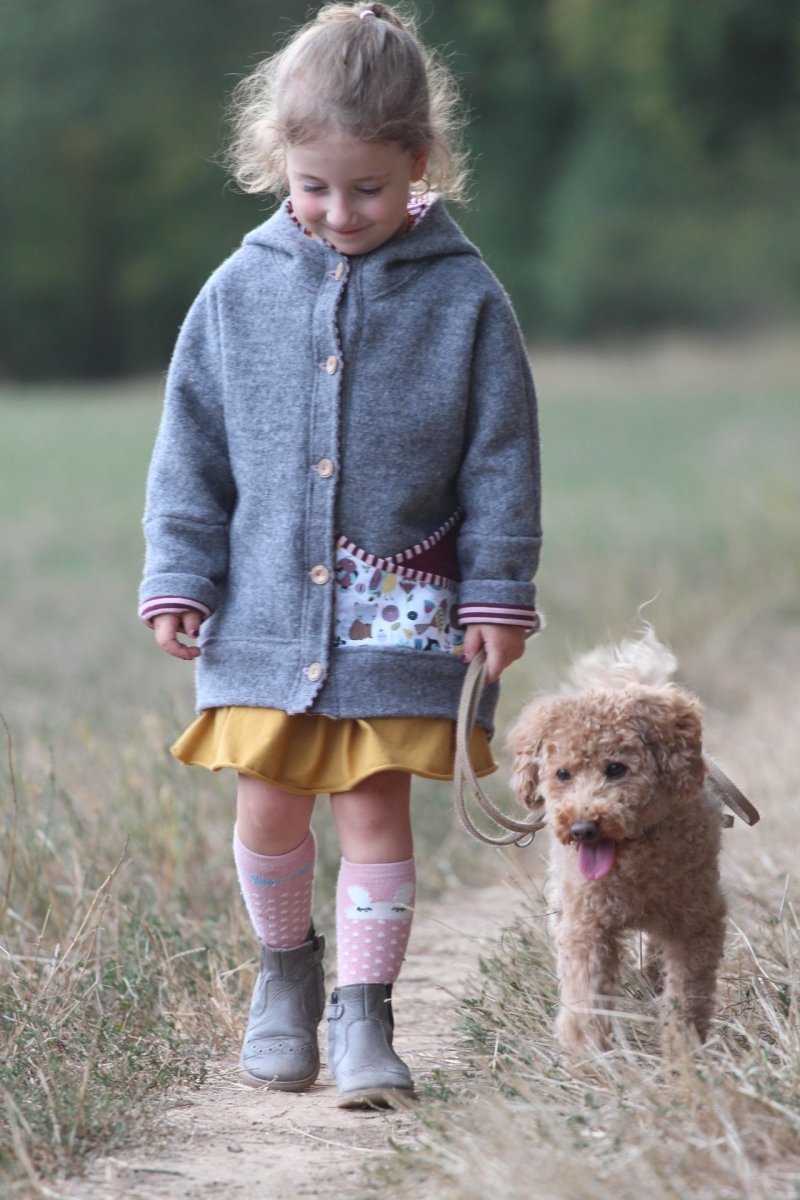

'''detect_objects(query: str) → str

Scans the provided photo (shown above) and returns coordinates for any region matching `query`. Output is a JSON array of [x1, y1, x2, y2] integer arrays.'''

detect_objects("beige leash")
[[453, 648, 545, 847], [705, 756, 760, 827], [453, 648, 760, 845]]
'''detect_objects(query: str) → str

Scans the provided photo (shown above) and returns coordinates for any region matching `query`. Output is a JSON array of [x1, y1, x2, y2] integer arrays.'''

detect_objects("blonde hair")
[[226, 2, 469, 200]]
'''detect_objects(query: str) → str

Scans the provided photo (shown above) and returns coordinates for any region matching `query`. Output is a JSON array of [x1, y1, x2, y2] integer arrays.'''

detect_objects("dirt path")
[[63, 877, 524, 1200]]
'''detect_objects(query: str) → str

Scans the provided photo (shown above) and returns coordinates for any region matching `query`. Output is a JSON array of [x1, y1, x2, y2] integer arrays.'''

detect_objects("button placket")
[[295, 253, 348, 708]]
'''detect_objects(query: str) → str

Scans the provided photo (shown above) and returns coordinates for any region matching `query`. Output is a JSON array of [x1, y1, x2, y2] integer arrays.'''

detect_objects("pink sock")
[[233, 826, 316, 949], [336, 857, 416, 986]]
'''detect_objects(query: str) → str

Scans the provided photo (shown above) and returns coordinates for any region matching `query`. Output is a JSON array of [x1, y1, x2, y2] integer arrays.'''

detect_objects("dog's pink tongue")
[[577, 838, 616, 880]]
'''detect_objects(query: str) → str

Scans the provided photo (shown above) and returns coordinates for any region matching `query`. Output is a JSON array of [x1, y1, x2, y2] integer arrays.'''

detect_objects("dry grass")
[[1, 332, 799, 1195], [374, 329, 800, 1200], [379, 650, 800, 1199]]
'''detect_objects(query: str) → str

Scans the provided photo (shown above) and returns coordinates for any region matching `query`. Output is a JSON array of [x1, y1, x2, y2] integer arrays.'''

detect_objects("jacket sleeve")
[[456, 287, 542, 621], [139, 281, 236, 619]]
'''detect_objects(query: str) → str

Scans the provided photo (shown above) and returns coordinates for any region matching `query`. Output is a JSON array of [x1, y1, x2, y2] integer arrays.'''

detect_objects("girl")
[[139, 1, 541, 1109]]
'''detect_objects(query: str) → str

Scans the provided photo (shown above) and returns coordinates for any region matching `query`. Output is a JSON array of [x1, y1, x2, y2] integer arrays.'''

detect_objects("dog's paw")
[[556, 1007, 611, 1053]]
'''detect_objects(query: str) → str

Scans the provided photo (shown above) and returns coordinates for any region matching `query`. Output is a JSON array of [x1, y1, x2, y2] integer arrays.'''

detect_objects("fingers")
[[461, 625, 484, 664], [180, 610, 202, 640], [153, 612, 202, 661], [462, 624, 526, 684], [483, 638, 509, 685]]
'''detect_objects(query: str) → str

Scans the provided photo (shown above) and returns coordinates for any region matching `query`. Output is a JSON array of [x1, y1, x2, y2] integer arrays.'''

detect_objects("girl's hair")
[[226, 2, 469, 200]]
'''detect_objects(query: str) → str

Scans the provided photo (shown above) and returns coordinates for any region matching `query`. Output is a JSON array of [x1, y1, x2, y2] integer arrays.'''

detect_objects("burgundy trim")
[[138, 596, 211, 627], [337, 511, 462, 589], [458, 605, 540, 633]]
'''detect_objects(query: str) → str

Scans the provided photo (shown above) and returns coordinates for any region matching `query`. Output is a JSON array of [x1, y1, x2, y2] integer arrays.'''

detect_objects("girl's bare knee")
[[236, 775, 315, 855]]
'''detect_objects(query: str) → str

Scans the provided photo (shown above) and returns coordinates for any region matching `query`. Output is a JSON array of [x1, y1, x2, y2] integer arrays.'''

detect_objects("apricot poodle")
[[509, 632, 726, 1051]]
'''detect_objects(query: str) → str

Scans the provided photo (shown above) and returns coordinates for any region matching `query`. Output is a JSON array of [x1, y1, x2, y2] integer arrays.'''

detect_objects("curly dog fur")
[[509, 631, 726, 1051]]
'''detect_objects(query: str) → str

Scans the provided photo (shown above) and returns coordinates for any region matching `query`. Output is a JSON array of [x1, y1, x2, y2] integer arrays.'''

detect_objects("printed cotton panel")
[[334, 549, 464, 653]]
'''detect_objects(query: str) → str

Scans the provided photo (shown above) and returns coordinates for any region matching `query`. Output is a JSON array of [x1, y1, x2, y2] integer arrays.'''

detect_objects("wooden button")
[[309, 565, 331, 585]]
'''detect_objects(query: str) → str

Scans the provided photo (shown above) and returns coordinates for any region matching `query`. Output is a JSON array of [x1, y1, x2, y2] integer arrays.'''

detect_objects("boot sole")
[[238, 1062, 320, 1092], [336, 1085, 415, 1110]]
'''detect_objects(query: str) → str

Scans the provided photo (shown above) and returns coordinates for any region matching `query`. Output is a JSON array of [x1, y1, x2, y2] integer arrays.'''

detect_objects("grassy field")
[[1, 333, 799, 1195]]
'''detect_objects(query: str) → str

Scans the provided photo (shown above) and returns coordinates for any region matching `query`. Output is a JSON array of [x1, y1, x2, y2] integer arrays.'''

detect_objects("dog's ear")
[[635, 689, 705, 800], [506, 699, 555, 817]]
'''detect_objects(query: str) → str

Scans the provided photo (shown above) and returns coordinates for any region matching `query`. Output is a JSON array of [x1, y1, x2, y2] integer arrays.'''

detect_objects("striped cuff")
[[138, 596, 211, 628], [458, 604, 540, 633]]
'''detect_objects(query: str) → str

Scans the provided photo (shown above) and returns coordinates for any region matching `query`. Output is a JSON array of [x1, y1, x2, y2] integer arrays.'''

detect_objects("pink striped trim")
[[139, 596, 211, 627], [337, 511, 461, 589], [458, 604, 540, 632]]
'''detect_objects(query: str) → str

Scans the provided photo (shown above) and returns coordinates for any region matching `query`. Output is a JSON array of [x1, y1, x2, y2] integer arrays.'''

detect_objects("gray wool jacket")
[[140, 198, 541, 731]]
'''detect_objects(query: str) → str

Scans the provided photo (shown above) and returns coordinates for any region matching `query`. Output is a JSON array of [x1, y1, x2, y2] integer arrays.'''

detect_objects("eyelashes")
[[300, 184, 383, 196]]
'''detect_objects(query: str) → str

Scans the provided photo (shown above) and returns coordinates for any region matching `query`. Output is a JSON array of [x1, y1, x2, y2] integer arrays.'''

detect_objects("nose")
[[570, 820, 600, 842], [327, 193, 354, 229]]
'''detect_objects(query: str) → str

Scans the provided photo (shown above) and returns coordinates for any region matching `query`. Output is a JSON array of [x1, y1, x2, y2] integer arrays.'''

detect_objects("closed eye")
[[605, 762, 629, 780]]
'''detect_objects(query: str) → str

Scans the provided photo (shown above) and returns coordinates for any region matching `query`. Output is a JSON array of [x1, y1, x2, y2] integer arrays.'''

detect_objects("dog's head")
[[508, 683, 705, 853]]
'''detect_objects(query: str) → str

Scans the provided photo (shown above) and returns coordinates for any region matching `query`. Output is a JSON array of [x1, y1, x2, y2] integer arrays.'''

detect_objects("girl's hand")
[[462, 623, 526, 684], [152, 611, 202, 661]]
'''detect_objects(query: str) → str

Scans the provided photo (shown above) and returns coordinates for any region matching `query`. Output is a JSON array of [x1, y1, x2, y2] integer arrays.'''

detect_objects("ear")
[[506, 698, 557, 817], [409, 147, 428, 183], [635, 689, 705, 800]]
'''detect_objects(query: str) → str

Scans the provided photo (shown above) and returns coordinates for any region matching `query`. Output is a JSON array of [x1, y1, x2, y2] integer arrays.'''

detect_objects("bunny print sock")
[[335, 856, 416, 985], [233, 825, 316, 949]]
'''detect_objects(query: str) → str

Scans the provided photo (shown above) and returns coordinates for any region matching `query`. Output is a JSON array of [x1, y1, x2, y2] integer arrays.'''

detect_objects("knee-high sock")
[[335, 856, 416, 985], [233, 825, 316, 949]]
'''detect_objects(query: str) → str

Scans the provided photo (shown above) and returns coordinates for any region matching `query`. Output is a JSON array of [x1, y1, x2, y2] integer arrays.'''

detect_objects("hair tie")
[[359, 7, 376, 17]]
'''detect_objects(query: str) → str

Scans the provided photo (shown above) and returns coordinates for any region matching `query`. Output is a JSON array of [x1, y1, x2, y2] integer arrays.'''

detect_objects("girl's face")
[[285, 135, 428, 256]]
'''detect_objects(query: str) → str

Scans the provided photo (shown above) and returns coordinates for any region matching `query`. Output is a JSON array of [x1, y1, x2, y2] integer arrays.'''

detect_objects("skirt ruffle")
[[171, 707, 495, 796]]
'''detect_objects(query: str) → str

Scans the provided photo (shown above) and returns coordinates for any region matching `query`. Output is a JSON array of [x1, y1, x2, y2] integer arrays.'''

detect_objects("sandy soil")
[[60, 877, 525, 1200]]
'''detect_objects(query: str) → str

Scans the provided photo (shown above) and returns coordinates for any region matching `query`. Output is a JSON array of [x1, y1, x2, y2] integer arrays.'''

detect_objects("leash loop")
[[453, 648, 545, 847]]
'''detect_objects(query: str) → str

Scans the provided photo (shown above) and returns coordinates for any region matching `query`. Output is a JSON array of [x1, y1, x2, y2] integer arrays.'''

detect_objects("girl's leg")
[[235, 777, 325, 1091], [330, 771, 415, 986], [235, 776, 317, 949], [327, 772, 416, 1107]]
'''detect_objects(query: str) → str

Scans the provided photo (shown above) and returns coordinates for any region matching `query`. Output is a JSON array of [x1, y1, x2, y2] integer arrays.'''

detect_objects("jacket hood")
[[241, 196, 481, 283]]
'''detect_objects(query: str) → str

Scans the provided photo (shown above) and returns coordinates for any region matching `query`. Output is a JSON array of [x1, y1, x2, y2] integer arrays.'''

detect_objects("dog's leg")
[[642, 933, 665, 995], [660, 906, 726, 1043], [555, 912, 622, 1051]]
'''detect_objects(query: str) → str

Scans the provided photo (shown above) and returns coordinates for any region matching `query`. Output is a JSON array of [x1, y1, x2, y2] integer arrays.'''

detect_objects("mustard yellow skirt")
[[171, 707, 496, 796]]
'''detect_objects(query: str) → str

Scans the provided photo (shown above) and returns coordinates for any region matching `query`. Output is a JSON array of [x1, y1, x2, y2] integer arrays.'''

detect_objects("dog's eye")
[[605, 762, 628, 780], [555, 768, 572, 782]]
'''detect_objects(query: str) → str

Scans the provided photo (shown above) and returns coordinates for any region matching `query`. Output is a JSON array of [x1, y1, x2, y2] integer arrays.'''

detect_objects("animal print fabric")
[[335, 856, 416, 985], [233, 826, 315, 949], [334, 548, 464, 654]]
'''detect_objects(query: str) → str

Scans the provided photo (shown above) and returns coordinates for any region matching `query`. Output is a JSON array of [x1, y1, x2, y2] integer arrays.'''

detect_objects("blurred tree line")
[[1, 0, 798, 379]]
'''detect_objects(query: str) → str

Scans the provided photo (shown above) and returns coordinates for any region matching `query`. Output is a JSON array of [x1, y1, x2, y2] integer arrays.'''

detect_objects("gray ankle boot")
[[326, 983, 415, 1108], [239, 929, 325, 1090]]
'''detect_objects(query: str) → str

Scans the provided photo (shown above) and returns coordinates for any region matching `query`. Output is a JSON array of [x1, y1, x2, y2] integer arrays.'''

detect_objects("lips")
[[327, 227, 367, 238]]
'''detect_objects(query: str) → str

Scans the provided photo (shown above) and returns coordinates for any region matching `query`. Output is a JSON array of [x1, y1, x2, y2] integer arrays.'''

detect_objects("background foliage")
[[1, 0, 798, 380]]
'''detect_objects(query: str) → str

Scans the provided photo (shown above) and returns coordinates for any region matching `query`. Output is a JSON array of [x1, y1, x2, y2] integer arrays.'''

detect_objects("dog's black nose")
[[571, 821, 600, 843]]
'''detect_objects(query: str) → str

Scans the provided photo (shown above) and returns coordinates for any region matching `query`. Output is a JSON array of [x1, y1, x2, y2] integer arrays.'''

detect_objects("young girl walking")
[[139, 1, 541, 1109]]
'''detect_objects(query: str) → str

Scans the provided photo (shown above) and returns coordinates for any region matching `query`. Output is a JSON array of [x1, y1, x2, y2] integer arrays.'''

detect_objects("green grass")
[[1, 331, 799, 1193]]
